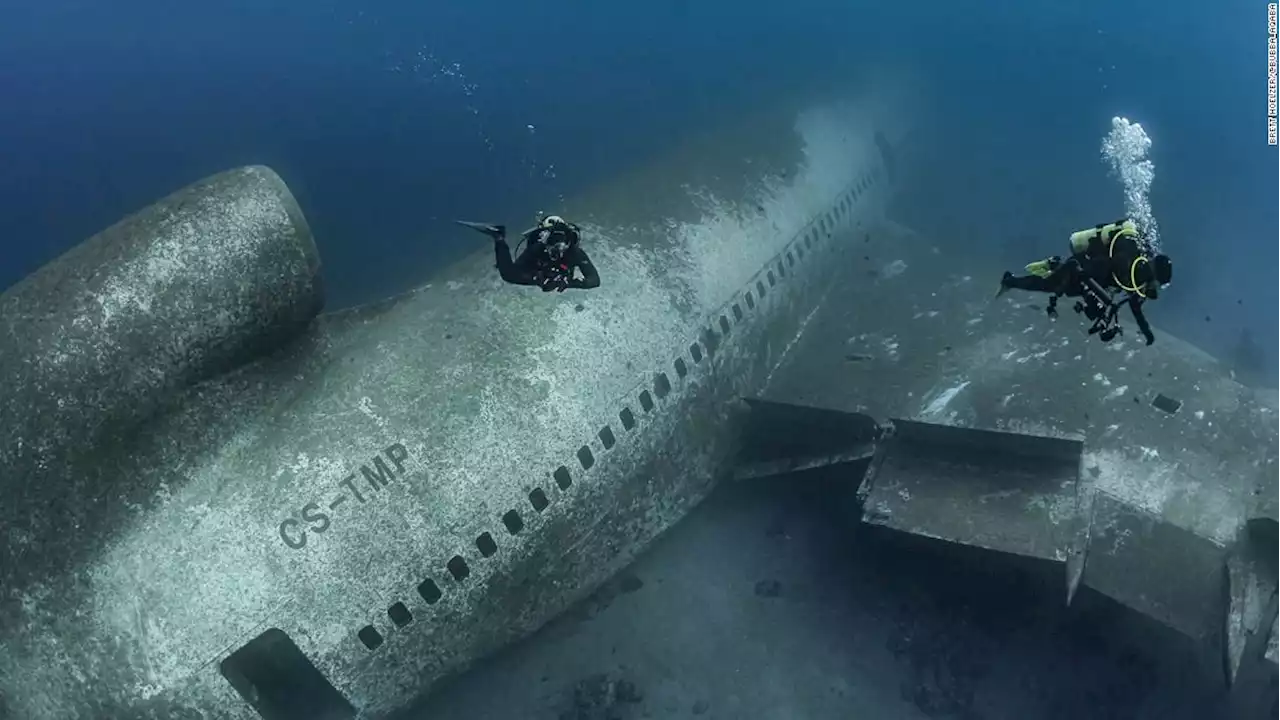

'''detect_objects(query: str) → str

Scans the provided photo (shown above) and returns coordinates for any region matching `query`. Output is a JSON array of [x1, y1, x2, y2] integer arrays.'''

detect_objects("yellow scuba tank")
[[1068, 219, 1138, 256]]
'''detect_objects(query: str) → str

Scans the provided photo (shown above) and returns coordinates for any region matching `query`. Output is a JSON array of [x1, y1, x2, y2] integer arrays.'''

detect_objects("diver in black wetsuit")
[[457, 215, 601, 292], [997, 218, 1172, 345]]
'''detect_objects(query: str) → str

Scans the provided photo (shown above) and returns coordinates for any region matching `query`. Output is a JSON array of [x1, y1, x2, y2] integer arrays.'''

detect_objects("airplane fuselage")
[[0, 90, 904, 719]]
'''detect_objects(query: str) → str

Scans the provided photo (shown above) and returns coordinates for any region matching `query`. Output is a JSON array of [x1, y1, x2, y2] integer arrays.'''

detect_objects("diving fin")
[[455, 220, 507, 241], [995, 271, 1013, 298], [1024, 256, 1065, 278]]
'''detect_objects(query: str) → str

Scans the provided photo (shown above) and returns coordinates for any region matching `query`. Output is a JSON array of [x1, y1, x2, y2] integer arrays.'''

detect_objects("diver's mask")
[[1139, 254, 1172, 299], [545, 239, 570, 263], [1152, 254, 1172, 288]]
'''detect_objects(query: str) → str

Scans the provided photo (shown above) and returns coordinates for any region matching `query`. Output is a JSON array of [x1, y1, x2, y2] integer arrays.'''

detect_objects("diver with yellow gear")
[[997, 218, 1173, 345]]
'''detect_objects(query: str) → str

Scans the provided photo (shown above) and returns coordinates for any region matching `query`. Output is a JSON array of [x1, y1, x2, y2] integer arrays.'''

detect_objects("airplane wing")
[[742, 218, 1279, 698]]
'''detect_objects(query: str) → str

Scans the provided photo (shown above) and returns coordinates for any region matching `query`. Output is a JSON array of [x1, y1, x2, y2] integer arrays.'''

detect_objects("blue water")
[[1, 0, 1274, 370]]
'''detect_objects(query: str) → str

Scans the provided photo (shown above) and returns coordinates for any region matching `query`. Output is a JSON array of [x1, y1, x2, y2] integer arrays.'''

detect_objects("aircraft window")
[[558, 461, 578, 484], [702, 328, 719, 355], [744, 291, 755, 310], [502, 510, 524, 535], [447, 556, 470, 581], [358, 626, 383, 651], [388, 602, 413, 628], [417, 578, 442, 604], [777, 261, 786, 277], [654, 373, 671, 399], [757, 280, 767, 297], [767, 271, 776, 286], [674, 357, 688, 378], [732, 303, 743, 321], [619, 407, 637, 430], [719, 315, 731, 334], [598, 425, 616, 449], [689, 342, 704, 363], [528, 488, 550, 512], [220, 628, 357, 720], [476, 532, 498, 558], [796, 245, 804, 260], [576, 446, 595, 471], [639, 390, 655, 412]]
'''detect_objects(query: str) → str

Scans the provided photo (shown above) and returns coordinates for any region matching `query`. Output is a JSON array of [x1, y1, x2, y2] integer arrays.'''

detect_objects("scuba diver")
[[457, 214, 601, 292], [997, 218, 1173, 345]]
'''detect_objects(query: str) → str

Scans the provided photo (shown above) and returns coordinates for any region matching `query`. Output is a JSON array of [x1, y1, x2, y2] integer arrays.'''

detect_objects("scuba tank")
[[1068, 218, 1139, 256]]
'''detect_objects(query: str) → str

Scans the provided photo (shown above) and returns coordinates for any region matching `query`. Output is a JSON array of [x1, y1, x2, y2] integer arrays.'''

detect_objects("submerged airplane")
[[0, 72, 1274, 720], [0, 76, 912, 719]]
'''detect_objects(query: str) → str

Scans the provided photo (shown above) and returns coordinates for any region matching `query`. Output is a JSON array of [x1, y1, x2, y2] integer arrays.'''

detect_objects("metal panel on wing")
[[1080, 490, 1228, 643], [859, 419, 1084, 562], [733, 399, 880, 481]]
